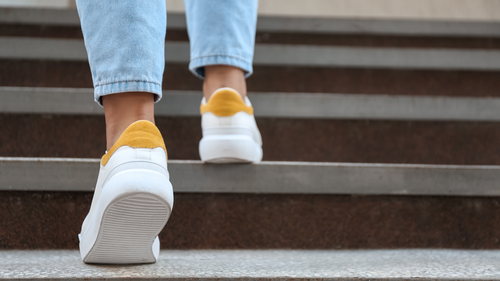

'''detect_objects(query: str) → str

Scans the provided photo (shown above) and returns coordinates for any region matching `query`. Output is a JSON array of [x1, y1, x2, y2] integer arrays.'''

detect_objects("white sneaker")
[[79, 120, 174, 264], [199, 87, 263, 163]]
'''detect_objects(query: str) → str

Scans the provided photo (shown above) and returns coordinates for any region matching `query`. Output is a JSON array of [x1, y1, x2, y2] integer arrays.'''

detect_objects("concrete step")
[[2, 7, 500, 72], [2, 157, 500, 250], [2, 37, 500, 71], [1, 7, 499, 98], [3, 157, 500, 196], [3, 189, 500, 249], [1, 59, 498, 97], [2, 113, 500, 164], [1, 250, 500, 280], [5, 87, 500, 121], [1, 7, 499, 253]]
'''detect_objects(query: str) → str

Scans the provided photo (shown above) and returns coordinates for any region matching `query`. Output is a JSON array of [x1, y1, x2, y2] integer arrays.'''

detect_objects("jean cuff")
[[189, 54, 253, 80], [94, 80, 162, 106]]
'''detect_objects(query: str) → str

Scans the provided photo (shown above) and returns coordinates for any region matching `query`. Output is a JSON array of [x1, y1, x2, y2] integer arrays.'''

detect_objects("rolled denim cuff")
[[94, 80, 162, 106], [189, 54, 254, 80]]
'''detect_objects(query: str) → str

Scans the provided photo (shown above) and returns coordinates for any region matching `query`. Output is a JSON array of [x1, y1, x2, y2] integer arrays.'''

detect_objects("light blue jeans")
[[75, 0, 258, 105]]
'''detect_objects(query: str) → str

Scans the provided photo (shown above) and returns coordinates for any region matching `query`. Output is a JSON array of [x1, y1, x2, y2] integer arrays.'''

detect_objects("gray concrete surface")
[[2, 157, 500, 196], [2, 37, 500, 70], [253, 43, 500, 70], [2, 7, 500, 37], [5, 87, 500, 121], [1, 250, 500, 280]]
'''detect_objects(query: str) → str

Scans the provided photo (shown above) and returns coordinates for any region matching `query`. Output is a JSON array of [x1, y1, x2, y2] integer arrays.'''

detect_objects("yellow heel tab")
[[200, 88, 253, 116], [101, 120, 166, 166]]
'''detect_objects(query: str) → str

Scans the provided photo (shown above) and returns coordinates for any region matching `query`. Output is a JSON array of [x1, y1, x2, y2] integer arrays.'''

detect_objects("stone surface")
[[2, 60, 500, 97], [4, 38, 500, 71], [3, 23, 500, 50], [8, 87, 500, 122], [255, 32, 500, 49], [4, 158, 500, 196], [1, 250, 500, 280], [2, 192, 500, 250], [3, 114, 500, 165]]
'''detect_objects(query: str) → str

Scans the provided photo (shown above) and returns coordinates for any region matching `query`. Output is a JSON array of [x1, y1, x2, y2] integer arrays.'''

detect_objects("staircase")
[[1, 6, 500, 280]]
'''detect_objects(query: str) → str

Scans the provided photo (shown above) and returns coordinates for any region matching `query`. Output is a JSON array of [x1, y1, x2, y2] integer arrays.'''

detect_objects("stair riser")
[[2, 60, 499, 97], [2, 191, 499, 249], [0, 25, 189, 41], [2, 114, 500, 165]]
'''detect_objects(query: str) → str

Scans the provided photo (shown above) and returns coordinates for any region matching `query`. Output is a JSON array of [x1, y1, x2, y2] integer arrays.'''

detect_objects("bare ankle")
[[102, 92, 155, 150], [203, 65, 247, 100]]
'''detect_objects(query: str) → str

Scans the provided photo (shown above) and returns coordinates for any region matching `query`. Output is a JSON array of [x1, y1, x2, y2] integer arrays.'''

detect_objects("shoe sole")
[[80, 170, 173, 264], [84, 193, 170, 264], [199, 135, 262, 164]]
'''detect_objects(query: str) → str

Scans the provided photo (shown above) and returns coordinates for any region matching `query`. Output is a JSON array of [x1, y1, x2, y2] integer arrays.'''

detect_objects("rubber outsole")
[[205, 157, 252, 164], [83, 192, 171, 264], [199, 135, 262, 164]]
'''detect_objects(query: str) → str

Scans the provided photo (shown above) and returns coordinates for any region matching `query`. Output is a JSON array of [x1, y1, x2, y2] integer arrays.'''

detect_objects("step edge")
[[2, 157, 500, 196], [3, 87, 500, 121]]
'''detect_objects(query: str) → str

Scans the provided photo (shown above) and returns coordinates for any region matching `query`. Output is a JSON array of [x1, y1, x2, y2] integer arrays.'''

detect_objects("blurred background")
[[0, 0, 499, 21]]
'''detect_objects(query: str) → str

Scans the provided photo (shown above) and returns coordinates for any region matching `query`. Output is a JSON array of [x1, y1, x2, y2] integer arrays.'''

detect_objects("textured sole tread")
[[83, 193, 171, 264]]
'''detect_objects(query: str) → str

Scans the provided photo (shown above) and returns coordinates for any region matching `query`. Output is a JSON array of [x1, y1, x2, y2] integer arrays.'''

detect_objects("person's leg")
[[102, 92, 155, 150], [185, 0, 262, 163], [185, 0, 258, 99], [76, 0, 165, 148], [75, 0, 173, 264], [203, 65, 247, 100]]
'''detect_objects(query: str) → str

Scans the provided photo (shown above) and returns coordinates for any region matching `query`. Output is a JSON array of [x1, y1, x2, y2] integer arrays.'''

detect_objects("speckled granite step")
[[5, 114, 500, 165], [2, 60, 499, 98], [1, 250, 499, 280]]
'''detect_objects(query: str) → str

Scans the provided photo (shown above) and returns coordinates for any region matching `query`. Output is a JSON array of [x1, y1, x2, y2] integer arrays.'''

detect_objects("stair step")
[[1, 250, 499, 280], [4, 86, 500, 121], [2, 157, 500, 196], [2, 59, 498, 97], [2, 7, 500, 38], [3, 190, 500, 249], [2, 37, 500, 70], [3, 20, 500, 50], [3, 114, 500, 164], [2, 7, 500, 254]]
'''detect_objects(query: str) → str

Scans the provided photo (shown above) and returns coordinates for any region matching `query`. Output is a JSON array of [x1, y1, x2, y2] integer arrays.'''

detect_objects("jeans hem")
[[94, 80, 162, 106], [189, 55, 253, 80]]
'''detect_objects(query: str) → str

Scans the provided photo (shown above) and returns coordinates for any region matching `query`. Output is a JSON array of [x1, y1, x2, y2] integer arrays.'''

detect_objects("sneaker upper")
[[200, 87, 262, 146], [80, 120, 171, 237]]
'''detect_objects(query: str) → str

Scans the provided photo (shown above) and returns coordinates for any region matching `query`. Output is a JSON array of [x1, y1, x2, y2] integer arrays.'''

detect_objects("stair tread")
[[4, 86, 500, 121], [1, 249, 499, 280], [2, 157, 500, 196], [2, 37, 500, 70]]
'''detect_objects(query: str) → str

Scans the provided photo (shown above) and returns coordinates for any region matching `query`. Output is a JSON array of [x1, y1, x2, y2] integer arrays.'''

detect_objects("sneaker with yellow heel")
[[79, 87, 261, 264], [79, 120, 173, 264], [199, 87, 263, 163]]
